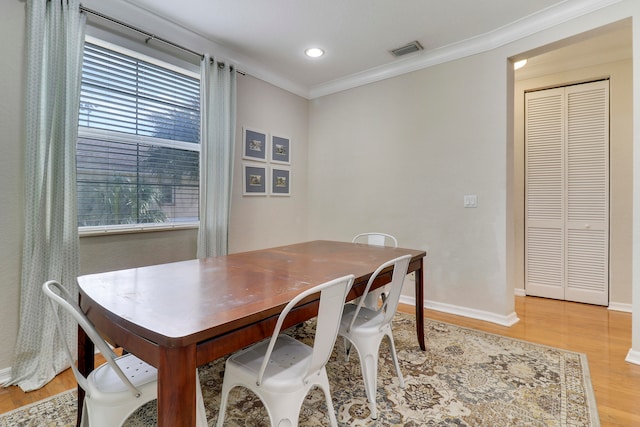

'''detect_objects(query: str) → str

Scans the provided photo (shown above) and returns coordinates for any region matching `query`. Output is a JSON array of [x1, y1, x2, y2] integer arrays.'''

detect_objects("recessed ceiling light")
[[514, 59, 527, 70], [305, 48, 324, 58]]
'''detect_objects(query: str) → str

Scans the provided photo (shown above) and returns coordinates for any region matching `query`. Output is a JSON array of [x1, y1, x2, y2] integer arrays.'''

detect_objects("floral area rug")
[[0, 313, 599, 426]]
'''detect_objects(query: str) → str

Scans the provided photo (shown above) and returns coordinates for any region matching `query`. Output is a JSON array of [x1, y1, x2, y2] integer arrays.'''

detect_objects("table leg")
[[158, 344, 197, 427], [414, 259, 426, 350], [76, 325, 94, 427]]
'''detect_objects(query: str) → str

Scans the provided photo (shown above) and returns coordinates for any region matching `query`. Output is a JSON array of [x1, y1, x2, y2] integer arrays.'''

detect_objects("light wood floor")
[[1, 295, 639, 426], [399, 296, 640, 427]]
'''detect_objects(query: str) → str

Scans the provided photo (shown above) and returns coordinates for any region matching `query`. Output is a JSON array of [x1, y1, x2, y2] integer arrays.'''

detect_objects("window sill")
[[79, 222, 199, 237]]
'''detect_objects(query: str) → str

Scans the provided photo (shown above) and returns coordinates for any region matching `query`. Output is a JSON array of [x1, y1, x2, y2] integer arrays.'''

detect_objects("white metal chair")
[[43, 280, 207, 427], [216, 274, 355, 427], [351, 232, 398, 248], [338, 254, 411, 420], [351, 232, 399, 310]]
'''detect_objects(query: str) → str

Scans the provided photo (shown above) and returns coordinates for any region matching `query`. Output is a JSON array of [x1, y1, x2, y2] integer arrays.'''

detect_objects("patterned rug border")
[[1, 313, 600, 426], [432, 315, 593, 361], [0, 388, 75, 418], [418, 315, 600, 426]]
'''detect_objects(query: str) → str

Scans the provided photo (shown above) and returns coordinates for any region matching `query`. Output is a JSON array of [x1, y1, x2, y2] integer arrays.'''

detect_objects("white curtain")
[[4, 0, 85, 391], [197, 55, 237, 258]]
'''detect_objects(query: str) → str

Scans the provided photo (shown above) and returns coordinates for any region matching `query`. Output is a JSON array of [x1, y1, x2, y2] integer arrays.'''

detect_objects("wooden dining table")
[[77, 240, 427, 427]]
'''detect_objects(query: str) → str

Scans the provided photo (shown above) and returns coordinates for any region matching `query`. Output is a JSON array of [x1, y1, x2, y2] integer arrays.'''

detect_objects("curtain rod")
[[80, 6, 204, 59]]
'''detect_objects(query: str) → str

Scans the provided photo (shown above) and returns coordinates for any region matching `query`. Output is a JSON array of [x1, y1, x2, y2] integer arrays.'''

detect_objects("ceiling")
[[515, 19, 632, 81], [118, 0, 629, 98]]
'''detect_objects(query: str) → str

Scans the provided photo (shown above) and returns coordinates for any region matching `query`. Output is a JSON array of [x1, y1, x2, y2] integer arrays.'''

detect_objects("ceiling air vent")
[[390, 41, 424, 57]]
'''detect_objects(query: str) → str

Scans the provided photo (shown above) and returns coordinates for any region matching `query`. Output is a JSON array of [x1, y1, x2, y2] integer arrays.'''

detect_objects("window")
[[77, 41, 200, 232]]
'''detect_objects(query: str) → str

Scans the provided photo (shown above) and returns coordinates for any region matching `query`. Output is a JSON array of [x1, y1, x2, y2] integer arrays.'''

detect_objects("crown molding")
[[105, 0, 624, 99], [307, 0, 624, 99]]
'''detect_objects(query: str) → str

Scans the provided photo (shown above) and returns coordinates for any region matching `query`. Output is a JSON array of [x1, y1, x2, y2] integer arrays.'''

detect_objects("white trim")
[[85, 35, 200, 79], [515, 290, 631, 313], [79, 221, 198, 236], [608, 302, 633, 313], [399, 295, 520, 327], [87, 0, 623, 99], [0, 366, 12, 384], [399, 295, 416, 307], [515, 291, 631, 313], [307, 0, 623, 98], [0, 348, 109, 386], [625, 348, 640, 365]]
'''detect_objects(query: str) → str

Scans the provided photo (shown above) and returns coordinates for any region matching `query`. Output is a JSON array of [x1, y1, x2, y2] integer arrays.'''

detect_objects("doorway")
[[524, 80, 609, 305]]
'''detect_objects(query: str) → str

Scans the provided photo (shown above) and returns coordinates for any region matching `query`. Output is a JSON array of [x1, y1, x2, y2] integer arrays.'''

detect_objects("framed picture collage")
[[242, 127, 291, 196]]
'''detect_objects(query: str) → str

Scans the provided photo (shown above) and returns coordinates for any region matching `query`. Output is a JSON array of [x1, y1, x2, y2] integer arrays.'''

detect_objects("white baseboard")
[[0, 366, 12, 384], [399, 295, 419, 313], [514, 289, 632, 314], [399, 295, 520, 326], [608, 302, 632, 313], [625, 348, 640, 365]]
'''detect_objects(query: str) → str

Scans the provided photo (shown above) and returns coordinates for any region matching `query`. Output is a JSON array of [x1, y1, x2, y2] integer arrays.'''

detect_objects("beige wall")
[[79, 230, 198, 275], [503, 0, 640, 358], [78, 74, 310, 275], [229, 74, 309, 253], [0, 0, 26, 371], [307, 2, 640, 326], [514, 59, 633, 305], [0, 4, 309, 371], [308, 50, 515, 321], [2, 0, 640, 373]]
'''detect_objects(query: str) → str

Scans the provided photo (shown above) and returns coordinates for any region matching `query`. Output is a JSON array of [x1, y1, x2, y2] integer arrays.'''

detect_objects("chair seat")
[[336, 255, 411, 420], [91, 354, 157, 394], [216, 275, 354, 427], [43, 280, 208, 427], [227, 334, 313, 392], [339, 305, 386, 335]]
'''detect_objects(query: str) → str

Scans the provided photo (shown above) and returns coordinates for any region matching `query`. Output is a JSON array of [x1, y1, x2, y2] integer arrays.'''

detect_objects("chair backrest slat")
[[43, 280, 142, 397], [256, 275, 354, 386], [379, 255, 412, 325], [307, 279, 352, 379], [352, 232, 398, 248], [347, 255, 412, 332]]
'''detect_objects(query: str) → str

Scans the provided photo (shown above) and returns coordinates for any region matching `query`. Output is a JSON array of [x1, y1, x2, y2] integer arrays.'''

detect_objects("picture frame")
[[242, 127, 268, 162], [270, 167, 291, 196], [243, 163, 267, 196], [270, 135, 291, 165]]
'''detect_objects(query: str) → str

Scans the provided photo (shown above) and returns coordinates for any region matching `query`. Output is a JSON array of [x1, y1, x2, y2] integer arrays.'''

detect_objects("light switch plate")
[[464, 195, 478, 208]]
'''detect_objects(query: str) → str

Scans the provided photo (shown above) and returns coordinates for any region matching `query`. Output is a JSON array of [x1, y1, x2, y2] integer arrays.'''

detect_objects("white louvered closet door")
[[525, 80, 609, 306], [525, 87, 565, 300]]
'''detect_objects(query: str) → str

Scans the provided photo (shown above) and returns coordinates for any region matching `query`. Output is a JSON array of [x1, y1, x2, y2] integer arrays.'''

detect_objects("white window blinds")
[[77, 42, 200, 230]]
